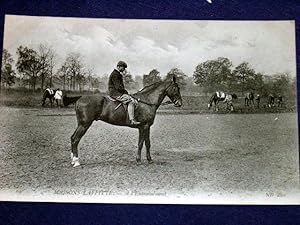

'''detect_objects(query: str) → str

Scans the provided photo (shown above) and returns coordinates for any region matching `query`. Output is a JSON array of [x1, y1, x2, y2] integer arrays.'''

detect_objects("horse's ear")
[[173, 76, 177, 83]]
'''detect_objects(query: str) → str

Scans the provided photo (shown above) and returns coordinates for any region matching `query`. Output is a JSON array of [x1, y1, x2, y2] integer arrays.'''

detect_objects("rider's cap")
[[117, 61, 127, 68]]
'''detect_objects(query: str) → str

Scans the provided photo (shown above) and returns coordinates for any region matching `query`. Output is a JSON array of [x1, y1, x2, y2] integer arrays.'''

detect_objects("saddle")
[[46, 88, 54, 95], [216, 91, 226, 99], [104, 96, 127, 111]]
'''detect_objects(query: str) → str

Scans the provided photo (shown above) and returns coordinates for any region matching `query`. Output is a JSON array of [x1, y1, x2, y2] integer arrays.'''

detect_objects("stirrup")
[[130, 119, 141, 125]]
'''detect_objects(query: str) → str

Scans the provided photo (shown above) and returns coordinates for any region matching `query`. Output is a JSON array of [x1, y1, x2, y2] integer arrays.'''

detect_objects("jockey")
[[108, 61, 140, 125]]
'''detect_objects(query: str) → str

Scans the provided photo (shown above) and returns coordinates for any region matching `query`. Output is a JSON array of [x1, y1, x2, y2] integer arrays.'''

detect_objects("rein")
[[131, 82, 175, 107]]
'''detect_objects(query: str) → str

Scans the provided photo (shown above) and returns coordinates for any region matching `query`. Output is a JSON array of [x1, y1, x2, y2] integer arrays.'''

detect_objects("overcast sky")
[[3, 15, 296, 77]]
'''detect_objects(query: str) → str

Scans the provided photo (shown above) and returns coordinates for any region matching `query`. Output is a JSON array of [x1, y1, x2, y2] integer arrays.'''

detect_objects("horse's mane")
[[134, 81, 165, 95]]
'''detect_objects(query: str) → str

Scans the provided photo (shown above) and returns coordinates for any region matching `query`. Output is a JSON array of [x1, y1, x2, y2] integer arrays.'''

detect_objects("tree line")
[[1, 44, 102, 92], [193, 57, 295, 98], [1, 46, 295, 98]]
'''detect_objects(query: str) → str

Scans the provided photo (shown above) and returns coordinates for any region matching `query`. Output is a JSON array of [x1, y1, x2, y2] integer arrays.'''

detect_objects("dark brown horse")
[[70, 77, 182, 167]]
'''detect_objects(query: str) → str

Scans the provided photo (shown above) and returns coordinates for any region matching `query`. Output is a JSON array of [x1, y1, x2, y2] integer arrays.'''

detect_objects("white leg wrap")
[[72, 157, 80, 167]]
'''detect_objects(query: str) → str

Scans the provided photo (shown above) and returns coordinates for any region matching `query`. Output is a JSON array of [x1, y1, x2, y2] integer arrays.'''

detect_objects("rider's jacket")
[[108, 69, 128, 97]]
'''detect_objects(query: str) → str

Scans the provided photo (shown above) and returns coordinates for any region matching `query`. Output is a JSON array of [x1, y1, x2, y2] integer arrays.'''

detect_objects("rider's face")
[[118, 66, 126, 73]]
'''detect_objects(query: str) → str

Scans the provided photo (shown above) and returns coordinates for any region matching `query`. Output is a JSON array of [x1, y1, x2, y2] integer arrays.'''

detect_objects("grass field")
[[0, 89, 297, 114], [0, 107, 298, 203]]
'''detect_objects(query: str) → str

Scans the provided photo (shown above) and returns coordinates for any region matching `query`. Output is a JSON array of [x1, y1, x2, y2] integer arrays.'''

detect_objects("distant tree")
[[16, 46, 42, 91], [98, 74, 109, 92], [143, 69, 162, 87], [134, 75, 143, 90], [56, 64, 68, 90], [272, 73, 290, 96], [289, 76, 297, 99], [193, 57, 232, 94], [123, 71, 135, 90], [91, 77, 101, 90], [77, 72, 86, 92], [166, 68, 188, 89], [250, 72, 265, 95], [1, 49, 16, 89], [59, 53, 85, 91], [232, 62, 256, 94], [2, 49, 14, 65], [37, 44, 56, 90], [85, 69, 95, 91]]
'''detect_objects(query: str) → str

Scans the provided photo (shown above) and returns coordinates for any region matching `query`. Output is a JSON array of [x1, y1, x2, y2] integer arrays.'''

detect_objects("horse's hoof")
[[136, 159, 142, 165], [148, 160, 154, 164], [73, 161, 80, 167]]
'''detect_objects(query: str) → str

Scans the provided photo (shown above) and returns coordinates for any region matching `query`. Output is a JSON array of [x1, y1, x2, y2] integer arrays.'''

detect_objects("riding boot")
[[128, 102, 140, 125]]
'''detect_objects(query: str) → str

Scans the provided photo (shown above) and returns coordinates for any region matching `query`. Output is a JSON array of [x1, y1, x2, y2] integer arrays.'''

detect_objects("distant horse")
[[42, 88, 56, 107], [268, 94, 275, 108], [68, 77, 182, 167], [277, 95, 283, 107], [245, 91, 255, 107], [208, 91, 237, 112]]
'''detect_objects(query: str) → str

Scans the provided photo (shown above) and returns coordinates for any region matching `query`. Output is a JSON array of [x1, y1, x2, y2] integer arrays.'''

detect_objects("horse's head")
[[208, 92, 218, 109], [165, 76, 182, 107], [232, 94, 238, 99]]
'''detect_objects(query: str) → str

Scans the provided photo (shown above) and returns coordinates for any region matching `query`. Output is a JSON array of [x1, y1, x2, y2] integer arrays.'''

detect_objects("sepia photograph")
[[0, 15, 298, 204]]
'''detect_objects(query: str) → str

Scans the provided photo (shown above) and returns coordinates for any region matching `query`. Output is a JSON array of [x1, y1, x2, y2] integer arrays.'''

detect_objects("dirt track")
[[0, 107, 299, 203]]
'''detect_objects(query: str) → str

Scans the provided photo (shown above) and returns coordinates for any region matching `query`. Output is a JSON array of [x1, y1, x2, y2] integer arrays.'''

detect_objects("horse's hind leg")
[[71, 121, 92, 167], [136, 128, 145, 164], [144, 127, 153, 164]]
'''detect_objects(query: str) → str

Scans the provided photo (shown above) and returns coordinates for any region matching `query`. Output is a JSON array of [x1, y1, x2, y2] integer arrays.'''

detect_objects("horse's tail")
[[232, 94, 238, 99], [41, 89, 49, 106], [42, 90, 46, 100], [63, 95, 82, 106]]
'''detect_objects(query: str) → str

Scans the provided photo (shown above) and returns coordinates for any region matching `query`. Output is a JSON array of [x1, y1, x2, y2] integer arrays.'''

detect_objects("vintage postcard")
[[0, 15, 298, 204]]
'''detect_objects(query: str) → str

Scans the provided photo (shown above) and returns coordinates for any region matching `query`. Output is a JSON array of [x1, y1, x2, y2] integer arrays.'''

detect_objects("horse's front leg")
[[136, 128, 145, 164], [215, 100, 219, 112], [229, 102, 234, 111], [144, 127, 153, 164]]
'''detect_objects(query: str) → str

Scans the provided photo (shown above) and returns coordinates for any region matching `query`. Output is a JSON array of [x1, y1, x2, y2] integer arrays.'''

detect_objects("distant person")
[[54, 88, 63, 107], [255, 94, 260, 108], [108, 61, 140, 125], [277, 95, 283, 107], [268, 94, 275, 108]]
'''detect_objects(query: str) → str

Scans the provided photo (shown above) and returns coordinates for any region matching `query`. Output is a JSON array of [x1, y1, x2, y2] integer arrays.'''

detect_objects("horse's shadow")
[[78, 159, 169, 168]]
